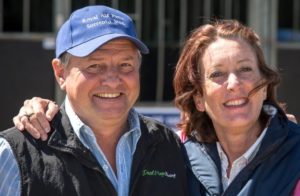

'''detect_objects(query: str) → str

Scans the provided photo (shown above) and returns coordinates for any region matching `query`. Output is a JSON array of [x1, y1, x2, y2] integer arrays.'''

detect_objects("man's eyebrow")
[[88, 56, 106, 61], [122, 56, 135, 61], [88, 55, 135, 61], [87, 56, 105, 61]]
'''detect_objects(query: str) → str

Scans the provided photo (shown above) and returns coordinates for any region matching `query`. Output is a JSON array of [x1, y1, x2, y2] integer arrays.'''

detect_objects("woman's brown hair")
[[173, 20, 281, 142]]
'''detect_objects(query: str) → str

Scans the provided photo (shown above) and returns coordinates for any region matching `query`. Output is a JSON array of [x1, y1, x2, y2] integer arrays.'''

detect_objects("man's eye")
[[86, 64, 105, 73], [119, 63, 134, 73]]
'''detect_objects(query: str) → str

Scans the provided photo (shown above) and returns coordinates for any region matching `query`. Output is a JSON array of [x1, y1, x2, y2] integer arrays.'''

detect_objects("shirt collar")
[[64, 96, 141, 151], [65, 97, 85, 136]]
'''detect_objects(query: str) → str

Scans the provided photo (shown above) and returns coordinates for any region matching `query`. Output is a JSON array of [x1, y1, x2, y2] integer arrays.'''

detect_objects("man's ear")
[[193, 93, 205, 112], [52, 58, 66, 90]]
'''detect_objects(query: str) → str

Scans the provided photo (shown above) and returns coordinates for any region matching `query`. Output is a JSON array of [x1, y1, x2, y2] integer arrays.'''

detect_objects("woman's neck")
[[215, 123, 262, 165]]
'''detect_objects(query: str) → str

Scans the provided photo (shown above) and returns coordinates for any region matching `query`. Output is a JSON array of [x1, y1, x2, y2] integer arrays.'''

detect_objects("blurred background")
[[0, 0, 299, 130]]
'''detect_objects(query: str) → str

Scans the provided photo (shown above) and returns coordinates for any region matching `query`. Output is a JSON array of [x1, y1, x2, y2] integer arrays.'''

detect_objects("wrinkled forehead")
[[84, 38, 141, 61], [96, 38, 139, 52]]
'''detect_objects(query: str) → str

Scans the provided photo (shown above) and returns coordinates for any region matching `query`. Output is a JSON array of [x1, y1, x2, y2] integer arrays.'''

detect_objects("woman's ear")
[[193, 94, 205, 112], [52, 58, 66, 90]]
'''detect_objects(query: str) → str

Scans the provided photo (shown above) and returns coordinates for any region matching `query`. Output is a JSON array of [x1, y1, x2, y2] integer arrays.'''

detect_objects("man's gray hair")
[[59, 52, 71, 67]]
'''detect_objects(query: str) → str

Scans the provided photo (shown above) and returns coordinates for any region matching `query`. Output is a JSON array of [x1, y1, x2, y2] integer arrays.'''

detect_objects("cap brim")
[[67, 34, 149, 57]]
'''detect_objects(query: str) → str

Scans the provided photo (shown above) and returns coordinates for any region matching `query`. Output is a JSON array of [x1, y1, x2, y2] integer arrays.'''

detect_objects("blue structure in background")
[[135, 107, 180, 131], [277, 28, 300, 42]]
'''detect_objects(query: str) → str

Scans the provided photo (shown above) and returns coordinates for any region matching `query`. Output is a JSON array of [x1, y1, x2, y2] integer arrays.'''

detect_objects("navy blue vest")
[[185, 112, 300, 196]]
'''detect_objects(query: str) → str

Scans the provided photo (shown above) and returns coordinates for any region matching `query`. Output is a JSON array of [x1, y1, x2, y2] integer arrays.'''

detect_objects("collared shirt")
[[0, 138, 20, 196], [217, 105, 277, 191], [65, 97, 141, 196], [0, 97, 141, 196], [217, 127, 267, 190]]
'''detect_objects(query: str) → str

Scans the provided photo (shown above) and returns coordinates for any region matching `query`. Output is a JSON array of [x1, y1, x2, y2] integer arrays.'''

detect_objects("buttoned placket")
[[65, 97, 141, 196], [217, 126, 268, 191]]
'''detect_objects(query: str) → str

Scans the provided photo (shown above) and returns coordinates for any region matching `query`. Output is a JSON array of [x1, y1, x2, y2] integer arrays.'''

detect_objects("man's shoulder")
[[0, 131, 18, 163], [0, 127, 32, 156], [0, 130, 15, 152], [0, 126, 46, 153], [0, 126, 24, 140], [138, 114, 175, 132], [138, 114, 181, 143]]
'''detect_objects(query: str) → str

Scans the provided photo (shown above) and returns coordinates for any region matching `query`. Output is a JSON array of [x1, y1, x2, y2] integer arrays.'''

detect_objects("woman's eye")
[[209, 71, 224, 79], [240, 66, 252, 72]]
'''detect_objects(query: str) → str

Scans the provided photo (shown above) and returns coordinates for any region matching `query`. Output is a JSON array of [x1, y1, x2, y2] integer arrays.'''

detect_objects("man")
[[0, 5, 187, 195]]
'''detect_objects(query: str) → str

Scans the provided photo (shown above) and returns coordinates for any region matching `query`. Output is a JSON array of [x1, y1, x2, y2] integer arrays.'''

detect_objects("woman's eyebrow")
[[237, 58, 255, 64]]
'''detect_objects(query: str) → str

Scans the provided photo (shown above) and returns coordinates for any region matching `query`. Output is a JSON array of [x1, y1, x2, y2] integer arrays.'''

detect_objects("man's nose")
[[101, 66, 121, 87]]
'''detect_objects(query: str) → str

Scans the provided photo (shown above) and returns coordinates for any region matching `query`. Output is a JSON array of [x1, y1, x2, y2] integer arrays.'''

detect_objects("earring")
[[195, 98, 205, 112]]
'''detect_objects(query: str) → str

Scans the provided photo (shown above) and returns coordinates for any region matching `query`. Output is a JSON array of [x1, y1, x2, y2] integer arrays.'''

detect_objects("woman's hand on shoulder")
[[12, 97, 59, 141]]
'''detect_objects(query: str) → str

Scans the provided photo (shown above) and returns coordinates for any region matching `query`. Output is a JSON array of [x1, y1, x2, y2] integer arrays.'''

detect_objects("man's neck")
[[92, 119, 129, 174]]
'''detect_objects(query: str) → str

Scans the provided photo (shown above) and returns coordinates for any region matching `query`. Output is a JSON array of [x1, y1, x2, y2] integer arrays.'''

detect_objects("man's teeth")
[[225, 99, 246, 106], [96, 93, 121, 98]]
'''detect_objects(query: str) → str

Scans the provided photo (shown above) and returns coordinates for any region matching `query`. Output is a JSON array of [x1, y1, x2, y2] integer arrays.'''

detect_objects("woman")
[[174, 19, 300, 195]]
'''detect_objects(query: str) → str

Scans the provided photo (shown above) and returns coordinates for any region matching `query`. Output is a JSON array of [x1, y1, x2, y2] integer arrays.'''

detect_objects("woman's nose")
[[226, 73, 240, 91]]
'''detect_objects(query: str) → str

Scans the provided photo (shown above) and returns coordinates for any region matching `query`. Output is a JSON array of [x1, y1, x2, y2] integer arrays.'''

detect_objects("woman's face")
[[194, 37, 267, 132]]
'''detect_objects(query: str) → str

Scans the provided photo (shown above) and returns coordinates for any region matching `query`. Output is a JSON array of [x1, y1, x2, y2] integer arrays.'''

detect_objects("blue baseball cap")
[[55, 5, 149, 58]]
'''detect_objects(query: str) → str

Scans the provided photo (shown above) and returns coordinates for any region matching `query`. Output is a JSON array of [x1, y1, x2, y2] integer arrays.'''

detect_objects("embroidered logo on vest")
[[142, 169, 176, 179]]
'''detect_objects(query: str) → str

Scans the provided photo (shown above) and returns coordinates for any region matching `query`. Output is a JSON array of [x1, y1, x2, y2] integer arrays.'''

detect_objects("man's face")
[[56, 39, 141, 128]]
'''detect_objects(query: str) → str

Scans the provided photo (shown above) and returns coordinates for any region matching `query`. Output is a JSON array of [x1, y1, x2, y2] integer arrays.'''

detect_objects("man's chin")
[[97, 108, 130, 119]]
